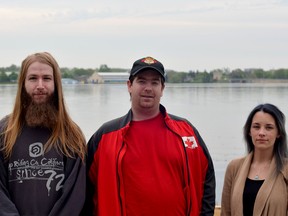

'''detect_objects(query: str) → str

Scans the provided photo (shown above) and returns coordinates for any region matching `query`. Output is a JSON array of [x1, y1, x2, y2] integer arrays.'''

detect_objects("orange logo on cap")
[[141, 57, 158, 65]]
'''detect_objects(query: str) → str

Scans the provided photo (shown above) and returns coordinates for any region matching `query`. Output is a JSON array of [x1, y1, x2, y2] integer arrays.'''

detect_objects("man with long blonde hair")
[[0, 52, 86, 215]]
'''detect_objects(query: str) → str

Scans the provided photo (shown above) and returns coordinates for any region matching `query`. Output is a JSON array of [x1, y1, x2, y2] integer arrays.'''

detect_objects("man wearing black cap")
[[84, 56, 215, 216]]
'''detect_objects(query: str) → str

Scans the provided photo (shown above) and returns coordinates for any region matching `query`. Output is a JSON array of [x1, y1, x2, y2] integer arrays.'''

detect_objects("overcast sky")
[[0, 0, 287, 71]]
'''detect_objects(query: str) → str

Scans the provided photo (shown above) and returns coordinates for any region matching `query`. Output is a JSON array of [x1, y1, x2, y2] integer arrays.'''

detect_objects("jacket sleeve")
[[0, 152, 20, 216], [48, 156, 86, 216], [0, 191, 20, 216], [0, 118, 20, 216], [81, 132, 100, 216], [195, 129, 216, 216], [220, 161, 234, 216]]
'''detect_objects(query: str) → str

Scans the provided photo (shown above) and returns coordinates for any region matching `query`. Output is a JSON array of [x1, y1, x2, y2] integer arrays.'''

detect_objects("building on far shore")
[[87, 72, 129, 84], [61, 78, 79, 84]]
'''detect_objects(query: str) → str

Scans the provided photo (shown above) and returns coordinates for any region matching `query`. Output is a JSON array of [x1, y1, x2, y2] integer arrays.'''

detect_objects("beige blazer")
[[221, 153, 288, 216]]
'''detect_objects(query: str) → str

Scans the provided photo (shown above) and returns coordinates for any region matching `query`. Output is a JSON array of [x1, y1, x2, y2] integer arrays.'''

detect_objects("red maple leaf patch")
[[185, 138, 194, 148]]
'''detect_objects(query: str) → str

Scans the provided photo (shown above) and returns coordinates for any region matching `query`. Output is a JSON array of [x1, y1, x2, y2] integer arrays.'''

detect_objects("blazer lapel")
[[231, 153, 253, 216], [253, 156, 277, 216]]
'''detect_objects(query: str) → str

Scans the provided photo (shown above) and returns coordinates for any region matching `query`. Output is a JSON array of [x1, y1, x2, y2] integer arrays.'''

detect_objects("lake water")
[[1, 82, 288, 205]]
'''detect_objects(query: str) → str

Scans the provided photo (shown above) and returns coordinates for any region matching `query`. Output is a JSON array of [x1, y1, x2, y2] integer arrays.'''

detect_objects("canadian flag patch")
[[182, 136, 198, 149]]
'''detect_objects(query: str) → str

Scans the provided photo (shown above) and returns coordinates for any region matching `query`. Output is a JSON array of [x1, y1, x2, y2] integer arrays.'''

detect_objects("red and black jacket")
[[84, 105, 215, 216]]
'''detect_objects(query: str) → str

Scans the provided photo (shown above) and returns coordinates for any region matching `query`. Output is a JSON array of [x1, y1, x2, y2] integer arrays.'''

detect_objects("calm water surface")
[[1, 83, 288, 204]]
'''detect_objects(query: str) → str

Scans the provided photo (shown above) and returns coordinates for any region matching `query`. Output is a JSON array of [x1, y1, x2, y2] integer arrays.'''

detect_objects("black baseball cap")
[[129, 56, 165, 81]]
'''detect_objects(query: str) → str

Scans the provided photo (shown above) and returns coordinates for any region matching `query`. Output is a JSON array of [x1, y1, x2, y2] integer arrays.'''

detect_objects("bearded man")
[[0, 52, 86, 216]]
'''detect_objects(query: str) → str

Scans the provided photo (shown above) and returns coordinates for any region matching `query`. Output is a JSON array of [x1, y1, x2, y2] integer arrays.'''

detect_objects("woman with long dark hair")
[[221, 103, 288, 216]]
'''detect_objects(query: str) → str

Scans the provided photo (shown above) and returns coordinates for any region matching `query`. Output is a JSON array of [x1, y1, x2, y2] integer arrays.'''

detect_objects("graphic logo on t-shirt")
[[8, 142, 65, 196], [29, 142, 44, 157], [182, 136, 198, 149]]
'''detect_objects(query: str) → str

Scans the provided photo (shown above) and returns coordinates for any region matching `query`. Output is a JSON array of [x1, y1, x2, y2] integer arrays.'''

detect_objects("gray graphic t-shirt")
[[8, 125, 65, 215]]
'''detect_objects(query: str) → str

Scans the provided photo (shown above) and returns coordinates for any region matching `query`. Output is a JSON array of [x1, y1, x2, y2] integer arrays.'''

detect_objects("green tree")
[[253, 69, 265, 79], [230, 69, 244, 79], [166, 71, 187, 83], [274, 69, 288, 79], [71, 68, 94, 77], [194, 71, 213, 83], [7, 64, 19, 72], [99, 64, 111, 72], [0, 71, 9, 83], [9, 72, 18, 82]]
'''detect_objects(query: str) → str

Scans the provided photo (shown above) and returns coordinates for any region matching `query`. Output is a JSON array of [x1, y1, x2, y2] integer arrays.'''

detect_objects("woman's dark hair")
[[243, 103, 287, 172]]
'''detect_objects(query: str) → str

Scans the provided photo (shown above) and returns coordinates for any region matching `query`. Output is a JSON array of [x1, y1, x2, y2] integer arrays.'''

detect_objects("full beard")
[[23, 90, 58, 128]]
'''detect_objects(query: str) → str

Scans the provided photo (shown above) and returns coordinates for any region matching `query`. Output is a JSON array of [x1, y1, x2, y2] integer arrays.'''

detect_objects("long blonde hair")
[[2, 52, 86, 161]]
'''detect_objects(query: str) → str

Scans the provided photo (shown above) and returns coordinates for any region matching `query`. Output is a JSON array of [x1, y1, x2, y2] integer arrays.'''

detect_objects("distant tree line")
[[1, 64, 288, 83], [166, 68, 288, 83]]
